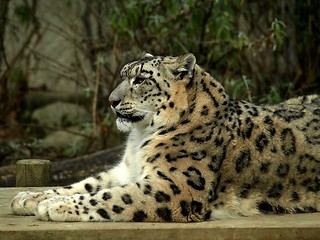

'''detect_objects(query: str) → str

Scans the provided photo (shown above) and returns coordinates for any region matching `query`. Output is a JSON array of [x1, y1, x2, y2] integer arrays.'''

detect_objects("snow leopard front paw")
[[36, 196, 83, 221], [10, 191, 50, 216]]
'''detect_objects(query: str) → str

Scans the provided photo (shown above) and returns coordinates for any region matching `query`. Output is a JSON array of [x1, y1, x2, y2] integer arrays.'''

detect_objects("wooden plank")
[[0, 187, 319, 240]]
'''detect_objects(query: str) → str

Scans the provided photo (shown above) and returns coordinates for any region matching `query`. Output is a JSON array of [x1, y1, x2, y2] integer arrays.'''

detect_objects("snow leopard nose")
[[109, 81, 127, 109], [109, 90, 121, 108], [110, 99, 121, 108]]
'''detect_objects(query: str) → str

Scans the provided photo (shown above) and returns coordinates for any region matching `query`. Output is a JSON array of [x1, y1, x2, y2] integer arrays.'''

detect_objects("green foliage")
[[231, 75, 253, 101], [63, 142, 82, 158], [95, 0, 299, 102], [270, 18, 287, 50], [14, 3, 33, 26]]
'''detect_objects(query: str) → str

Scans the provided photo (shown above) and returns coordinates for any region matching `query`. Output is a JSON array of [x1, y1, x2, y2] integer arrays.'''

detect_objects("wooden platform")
[[0, 187, 319, 240]]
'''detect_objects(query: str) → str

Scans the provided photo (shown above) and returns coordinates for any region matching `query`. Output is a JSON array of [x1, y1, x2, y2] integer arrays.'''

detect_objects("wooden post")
[[16, 159, 51, 187]]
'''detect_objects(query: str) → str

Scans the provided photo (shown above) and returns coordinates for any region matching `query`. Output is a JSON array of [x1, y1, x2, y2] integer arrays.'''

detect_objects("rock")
[[37, 128, 87, 150], [24, 91, 88, 110], [32, 101, 90, 127]]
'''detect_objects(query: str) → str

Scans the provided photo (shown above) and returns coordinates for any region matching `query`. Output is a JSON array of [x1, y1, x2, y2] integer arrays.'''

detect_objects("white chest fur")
[[112, 128, 153, 186]]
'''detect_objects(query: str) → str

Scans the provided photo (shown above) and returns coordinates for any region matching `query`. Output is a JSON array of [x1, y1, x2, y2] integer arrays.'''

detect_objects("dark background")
[[0, 0, 319, 176]]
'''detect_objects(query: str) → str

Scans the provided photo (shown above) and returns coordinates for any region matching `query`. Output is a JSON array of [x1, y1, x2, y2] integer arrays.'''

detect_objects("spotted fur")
[[11, 53, 320, 222]]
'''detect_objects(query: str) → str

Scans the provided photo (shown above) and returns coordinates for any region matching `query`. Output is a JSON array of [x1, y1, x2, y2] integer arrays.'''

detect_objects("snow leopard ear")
[[173, 53, 196, 80], [141, 52, 154, 59]]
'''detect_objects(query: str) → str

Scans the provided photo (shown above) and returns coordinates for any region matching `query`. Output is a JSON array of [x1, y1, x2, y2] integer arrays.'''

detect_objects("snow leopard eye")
[[133, 76, 145, 85]]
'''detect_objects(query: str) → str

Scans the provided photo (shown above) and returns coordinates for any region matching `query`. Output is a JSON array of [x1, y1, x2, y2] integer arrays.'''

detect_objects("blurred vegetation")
[[0, 0, 319, 165]]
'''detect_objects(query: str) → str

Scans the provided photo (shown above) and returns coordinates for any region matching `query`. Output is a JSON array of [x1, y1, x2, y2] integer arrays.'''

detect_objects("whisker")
[[135, 108, 157, 114]]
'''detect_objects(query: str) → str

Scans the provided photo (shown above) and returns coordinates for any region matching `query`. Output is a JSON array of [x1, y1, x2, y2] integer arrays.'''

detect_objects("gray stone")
[[37, 128, 86, 150], [32, 101, 90, 127]]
